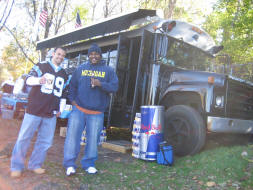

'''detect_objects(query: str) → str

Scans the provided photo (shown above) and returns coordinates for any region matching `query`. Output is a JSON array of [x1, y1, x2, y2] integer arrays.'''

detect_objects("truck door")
[[108, 30, 154, 129], [130, 30, 154, 128], [106, 34, 135, 128]]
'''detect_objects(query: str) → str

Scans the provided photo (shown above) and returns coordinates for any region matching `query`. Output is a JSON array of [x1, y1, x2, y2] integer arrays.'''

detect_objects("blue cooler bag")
[[157, 142, 173, 166]]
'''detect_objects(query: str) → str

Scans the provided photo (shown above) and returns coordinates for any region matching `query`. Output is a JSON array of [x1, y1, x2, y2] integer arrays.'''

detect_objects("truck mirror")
[[207, 45, 224, 55], [162, 21, 176, 32]]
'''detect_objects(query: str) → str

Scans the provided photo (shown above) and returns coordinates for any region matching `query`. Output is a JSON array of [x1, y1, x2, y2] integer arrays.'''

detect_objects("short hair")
[[54, 46, 66, 52]]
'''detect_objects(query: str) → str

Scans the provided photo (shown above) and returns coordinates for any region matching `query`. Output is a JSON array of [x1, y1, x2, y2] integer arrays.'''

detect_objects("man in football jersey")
[[63, 43, 118, 176], [10, 47, 69, 178]]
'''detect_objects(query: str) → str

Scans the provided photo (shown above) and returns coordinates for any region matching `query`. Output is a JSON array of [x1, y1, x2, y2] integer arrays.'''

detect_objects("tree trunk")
[[165, 0, 177, 19]]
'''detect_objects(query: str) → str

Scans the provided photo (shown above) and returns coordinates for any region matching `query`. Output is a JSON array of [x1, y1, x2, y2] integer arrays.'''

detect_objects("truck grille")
[[226, 78, 253, 120]]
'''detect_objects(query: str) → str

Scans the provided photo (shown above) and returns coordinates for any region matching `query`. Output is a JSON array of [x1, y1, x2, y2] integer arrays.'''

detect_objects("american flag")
[[39, 9, 48, 27], [75, 12, 82, 28]]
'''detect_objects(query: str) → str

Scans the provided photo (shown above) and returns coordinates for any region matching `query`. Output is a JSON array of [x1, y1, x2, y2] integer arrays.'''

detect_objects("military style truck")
[[36, 9, 253, 156]]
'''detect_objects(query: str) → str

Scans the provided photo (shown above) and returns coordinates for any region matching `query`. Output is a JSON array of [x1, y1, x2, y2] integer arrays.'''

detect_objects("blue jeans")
[[63, 106, 104, 169], [10, 113, 56, 171]]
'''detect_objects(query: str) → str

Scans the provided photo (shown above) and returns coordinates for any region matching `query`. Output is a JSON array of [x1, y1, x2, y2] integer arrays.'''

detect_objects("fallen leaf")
[[114, 157, 121, 162], [239, 176, 249, 181], [206, 181, 216, 187], [241, 151, 248, 156], [198, 181, 204, 185]]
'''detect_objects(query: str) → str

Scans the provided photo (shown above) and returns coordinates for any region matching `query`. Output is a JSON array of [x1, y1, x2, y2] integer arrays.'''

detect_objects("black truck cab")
[[36, 9, 253, 156]]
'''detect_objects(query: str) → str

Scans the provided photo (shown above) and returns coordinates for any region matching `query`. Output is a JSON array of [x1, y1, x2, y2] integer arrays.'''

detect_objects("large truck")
[[36, 9, 253, 156]]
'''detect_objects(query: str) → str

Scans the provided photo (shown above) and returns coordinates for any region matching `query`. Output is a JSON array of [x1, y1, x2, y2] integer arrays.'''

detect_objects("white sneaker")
[[66, 167, 76, 176], [85, 167, 97, 174]]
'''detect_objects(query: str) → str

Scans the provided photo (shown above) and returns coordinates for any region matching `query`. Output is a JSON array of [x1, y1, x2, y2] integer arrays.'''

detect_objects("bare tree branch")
[[0, 0, 14, 31], [88, 0, 100, 21], [103, 0, 119, 18], [55, 0, 68, 34], [0, 0, 9, 24], [166, 0, 177, 19], [3, 25, 35, 65], [32, 0, 36, 19]]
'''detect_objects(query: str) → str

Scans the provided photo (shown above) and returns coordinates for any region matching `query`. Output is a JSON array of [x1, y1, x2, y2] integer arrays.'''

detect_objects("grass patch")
[[45, 144, 253, 190]]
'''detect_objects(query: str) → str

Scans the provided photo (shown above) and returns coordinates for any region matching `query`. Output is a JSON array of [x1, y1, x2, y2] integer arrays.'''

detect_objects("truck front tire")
[[164, 105, 206, 156]]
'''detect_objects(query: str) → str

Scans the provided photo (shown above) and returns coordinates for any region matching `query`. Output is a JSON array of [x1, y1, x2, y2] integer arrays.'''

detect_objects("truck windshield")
[[157, 35, 213, 71]]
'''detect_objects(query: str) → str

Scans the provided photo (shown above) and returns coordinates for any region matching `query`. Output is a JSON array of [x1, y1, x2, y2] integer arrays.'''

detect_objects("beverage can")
[[139, 105, 164, 161], [41, 73, 55, 92], [59, 98, 66, 113]]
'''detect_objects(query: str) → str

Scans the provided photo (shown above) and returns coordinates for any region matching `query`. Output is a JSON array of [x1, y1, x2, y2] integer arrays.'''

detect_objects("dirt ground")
[[0, 117, 134, 190], [0, 117, 252, 190]]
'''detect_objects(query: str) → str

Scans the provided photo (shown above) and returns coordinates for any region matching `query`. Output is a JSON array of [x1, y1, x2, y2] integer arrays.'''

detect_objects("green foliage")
[[1, 41, 34, 81], [2, 0, 252, 82], [72, 5, 89, 23], [0, 0, 89, 81], [203, 0, 253, 65], [138, 0, 207, 23], [0, 27, 36, 82]]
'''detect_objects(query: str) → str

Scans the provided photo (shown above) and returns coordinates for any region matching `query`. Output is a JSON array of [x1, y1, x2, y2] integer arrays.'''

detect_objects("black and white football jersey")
[[26, 61, 69, 117]]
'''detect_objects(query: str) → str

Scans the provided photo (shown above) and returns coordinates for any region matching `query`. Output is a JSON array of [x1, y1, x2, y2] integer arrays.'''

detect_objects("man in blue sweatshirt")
[[63, 43, 118, 175]]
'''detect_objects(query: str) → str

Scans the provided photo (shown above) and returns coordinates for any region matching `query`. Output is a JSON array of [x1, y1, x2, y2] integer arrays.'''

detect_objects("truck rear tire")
[[164, 105, 206, 156]]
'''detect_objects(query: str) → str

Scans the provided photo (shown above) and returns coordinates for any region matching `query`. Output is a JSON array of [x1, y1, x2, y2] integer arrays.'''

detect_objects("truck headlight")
[[215, 96, 224, 107]]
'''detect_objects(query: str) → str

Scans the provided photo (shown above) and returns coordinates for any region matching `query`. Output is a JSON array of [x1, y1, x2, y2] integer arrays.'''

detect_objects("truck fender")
[[159, 84, 213, 113]]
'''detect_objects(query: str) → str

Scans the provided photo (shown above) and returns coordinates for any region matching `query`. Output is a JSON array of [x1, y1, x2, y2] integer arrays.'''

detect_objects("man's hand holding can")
[[91, 78, 101, 88]]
